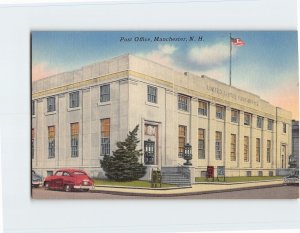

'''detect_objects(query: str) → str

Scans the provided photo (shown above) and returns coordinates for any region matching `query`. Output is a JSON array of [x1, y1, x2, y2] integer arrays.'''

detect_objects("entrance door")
[[281, 144, 286, 168], [144, 140, 155, 165]]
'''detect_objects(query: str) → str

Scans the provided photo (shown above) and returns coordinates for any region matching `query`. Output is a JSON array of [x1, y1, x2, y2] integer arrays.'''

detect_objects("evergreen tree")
[[100, 125, 146, 181]]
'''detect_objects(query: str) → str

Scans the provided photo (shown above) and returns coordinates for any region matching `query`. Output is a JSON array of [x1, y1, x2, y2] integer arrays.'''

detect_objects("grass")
[[94, 179, 176, 188], [195, 176, 283, 183]]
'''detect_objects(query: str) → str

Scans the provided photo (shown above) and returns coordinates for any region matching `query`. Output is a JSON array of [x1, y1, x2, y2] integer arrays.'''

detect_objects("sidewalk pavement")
[[91, 179, 284, 197]]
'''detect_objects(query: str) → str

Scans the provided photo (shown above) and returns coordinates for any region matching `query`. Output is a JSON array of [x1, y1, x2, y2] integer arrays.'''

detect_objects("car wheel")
[[64, 184, 72, 192], [44, 182, 49, 190]]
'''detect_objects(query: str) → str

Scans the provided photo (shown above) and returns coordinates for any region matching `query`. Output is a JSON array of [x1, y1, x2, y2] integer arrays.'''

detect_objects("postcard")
[[31, 31, 299, 199]]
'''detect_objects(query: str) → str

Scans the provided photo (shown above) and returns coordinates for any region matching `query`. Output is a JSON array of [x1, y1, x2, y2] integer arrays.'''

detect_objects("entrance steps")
[[161, 167, 191, 187]]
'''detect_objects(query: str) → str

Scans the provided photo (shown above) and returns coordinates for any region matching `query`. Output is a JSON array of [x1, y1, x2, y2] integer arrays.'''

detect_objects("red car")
[[44, 169, 94, 192]]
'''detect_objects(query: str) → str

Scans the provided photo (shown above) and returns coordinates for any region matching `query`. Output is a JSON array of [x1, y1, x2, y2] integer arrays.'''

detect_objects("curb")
[[90, 183, 284, 197], [94, 185, 192, 190]]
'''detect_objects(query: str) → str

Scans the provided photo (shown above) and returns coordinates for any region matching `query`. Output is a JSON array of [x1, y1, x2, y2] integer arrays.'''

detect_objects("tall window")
[[244, 113, 251, 126], [71, 123, 79, 157], [69, 91, 79, 108], [32, 101, 35, 115], [198, 100, 208, 116], [268, 119, 273, 130], [101, 119, 110, 156], [47, 96, 56, 112], [198, 128, 205, 159], [244, 136, 249, 162], [267, 140, 271, 163], [178, 125, 186, 157], [31, 128, 35, 159], [100, 84, 110, 102], [257, 116, 263, 128], [216, 105, 225, 120], [215, 131, 222, 160], [230, 134, 236, 161], [231, 109, 239, 123], [178, 94, 189, 111], [48, 126, 55, 158], [283, 123, 287, 133], [147, 85, 157, 103], [256, 138, 261, 162]]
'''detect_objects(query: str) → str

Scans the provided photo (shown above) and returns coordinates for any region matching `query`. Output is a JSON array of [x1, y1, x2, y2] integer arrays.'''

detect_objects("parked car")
[[44, 169, 94, 192], [283, 170, 299, 186], [32, 170, 43, 188]]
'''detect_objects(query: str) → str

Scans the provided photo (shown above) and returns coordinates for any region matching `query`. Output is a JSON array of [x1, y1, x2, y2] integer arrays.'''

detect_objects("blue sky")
[[32, 31, 299, 119]]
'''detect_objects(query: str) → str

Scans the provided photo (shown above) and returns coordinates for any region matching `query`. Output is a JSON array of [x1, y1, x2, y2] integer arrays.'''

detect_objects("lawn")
[[195, 176, 283, 183], [94, 179, 176, 188]]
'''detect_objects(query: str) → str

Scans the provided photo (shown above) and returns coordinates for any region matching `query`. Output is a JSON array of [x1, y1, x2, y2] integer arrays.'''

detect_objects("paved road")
[[32, 185, 299, 199]]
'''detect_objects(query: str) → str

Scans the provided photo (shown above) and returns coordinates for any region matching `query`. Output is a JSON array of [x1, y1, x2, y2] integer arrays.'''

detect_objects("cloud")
[[188, 43, 233, 67], [259, 71, 299, 120], [32, 62, 60, 81], [136, 44, 178, 68]]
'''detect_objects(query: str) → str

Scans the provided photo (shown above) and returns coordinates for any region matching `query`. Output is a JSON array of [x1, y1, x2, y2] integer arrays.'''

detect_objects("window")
[[244, 136, 249, 162], [215, 131, 222, 160], [100, 84, 110, 102], [47, 171, 53, 176], [47, 96, 56, 112], [267, 140, 271, 163], [268, 119, 273, 130], [244, 113, 251, 126], [231, 109, 239, 123], [283, 123, 287, 133], [198, 100, 208, 116], [178, 94, 189, 111], [31, 128, 35, 159], [257, 116, 263, 128], [147, 85, 157, 103], [71, 123, 79, 157], [69, 91, 79, 108], [230, 134, 236, 161], [48, 126, 55, 158], [101, 118, 110, 156], [178, 125, 186, 157], [198, 128, 205, 159], [256, 138, 261, 162], [32, 101, 35, 115], [216, 105, 225, 120]]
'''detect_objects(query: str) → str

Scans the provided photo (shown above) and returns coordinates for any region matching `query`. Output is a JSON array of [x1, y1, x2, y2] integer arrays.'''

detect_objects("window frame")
[[71, 122, 79, 157], [256, 138, 261, 162], [267, 119, 273, 130], [267, 140, 271, 163], [257, 116, 263, 128], [198, 128, 205, 159], [47, 96, 56, 112], [147, 85, 157, 104], [216, 105, 225, 120], [48, 126, 55, 158], [100, 84, 110, 103], [69, 91, 80, 108], [230, 134, 236, 161], [215, 131, 222, 160], [244, 136, 249, 162], [231, 109, 239, 123], [178, 94, 190, 112], [244, 113, 251, 126], [198, 100, 208, 116], [100, 118, 110, 156], [178, 125, 187, 157]]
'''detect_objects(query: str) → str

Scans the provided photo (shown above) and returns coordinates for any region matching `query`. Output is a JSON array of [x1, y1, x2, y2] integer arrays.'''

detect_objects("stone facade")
[[32, 54, 292, 179]]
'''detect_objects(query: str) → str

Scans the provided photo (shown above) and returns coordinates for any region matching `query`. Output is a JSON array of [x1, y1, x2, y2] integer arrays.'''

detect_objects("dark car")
[[44, 168, 94, 192], [283, 170, 299, 186], [32, 170, 43, 188]]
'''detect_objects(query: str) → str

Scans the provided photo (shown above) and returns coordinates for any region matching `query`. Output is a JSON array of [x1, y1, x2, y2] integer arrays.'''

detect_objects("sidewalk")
[[91, 179, 284, 197]]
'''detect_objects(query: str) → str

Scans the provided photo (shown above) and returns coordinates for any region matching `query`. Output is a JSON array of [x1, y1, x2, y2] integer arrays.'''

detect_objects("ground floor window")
[[101, 118, 110, 156], [71, 123, 79, 157], [198, 128, 205, 159], [215, 131, 222, 160], [178, 125, 186, 157]]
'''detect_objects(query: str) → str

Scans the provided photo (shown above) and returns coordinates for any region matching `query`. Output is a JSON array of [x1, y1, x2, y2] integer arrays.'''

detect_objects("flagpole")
[[229, 33, 232, 86]]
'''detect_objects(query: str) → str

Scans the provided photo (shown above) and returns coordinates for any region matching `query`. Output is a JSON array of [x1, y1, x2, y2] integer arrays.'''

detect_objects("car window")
[[55, 171, 63, 176], [72, 171, 86, 176], [63, 172, 70, 176]]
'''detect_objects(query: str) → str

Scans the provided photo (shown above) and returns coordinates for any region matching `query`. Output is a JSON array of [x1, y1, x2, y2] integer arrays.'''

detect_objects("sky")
[[32, 31, 299, 119]]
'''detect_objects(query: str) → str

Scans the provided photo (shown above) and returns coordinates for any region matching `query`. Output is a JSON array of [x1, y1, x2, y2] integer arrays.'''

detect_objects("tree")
[[100, 125, 146, 181]]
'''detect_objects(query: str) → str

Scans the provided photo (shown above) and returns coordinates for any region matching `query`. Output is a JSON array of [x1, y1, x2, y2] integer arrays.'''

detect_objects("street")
[[32, 185, 299, 199]]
